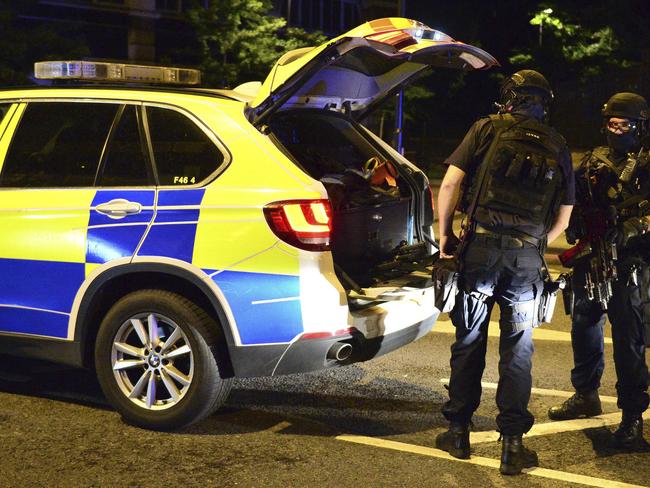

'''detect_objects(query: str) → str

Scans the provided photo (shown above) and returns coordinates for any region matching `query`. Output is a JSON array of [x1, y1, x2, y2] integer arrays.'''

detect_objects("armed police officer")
[[548, 92, 650, 449], [435, 70, 574, 475]]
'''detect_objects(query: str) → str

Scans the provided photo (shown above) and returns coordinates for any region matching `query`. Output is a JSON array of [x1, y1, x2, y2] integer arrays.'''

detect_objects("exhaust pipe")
[[327, 342, 353, 362]]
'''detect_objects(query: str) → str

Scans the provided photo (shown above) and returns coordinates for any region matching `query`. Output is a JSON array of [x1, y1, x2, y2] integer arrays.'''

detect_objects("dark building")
[[17, 0, 190, 62], [20, 0, 398, 63], [271, 0, 397, 35]]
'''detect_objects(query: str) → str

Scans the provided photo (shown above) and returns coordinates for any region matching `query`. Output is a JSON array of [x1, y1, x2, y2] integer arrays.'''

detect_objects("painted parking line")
[[438, 379, 628, 444], [467, 412, 648, 445], [336, 435, 648, 488], [440, 379, 618, 404], [431, 319, 613, 344]]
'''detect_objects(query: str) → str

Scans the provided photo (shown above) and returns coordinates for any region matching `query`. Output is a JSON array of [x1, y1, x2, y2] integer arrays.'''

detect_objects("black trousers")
[[570, 259, 650, 415], [442, 236, 542, 435]]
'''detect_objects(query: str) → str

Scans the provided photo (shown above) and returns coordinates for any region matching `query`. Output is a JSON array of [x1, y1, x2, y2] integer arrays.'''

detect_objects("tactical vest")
[[463, 114, 567, 236]]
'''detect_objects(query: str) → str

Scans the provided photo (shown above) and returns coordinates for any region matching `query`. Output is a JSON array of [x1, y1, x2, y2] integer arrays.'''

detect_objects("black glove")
[[606, 217, 648, 248]]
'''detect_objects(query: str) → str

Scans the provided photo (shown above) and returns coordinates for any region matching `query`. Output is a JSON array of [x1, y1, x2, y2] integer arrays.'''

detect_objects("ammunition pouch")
[[432, 255, 460, 313], [464, 114, 566, 232]]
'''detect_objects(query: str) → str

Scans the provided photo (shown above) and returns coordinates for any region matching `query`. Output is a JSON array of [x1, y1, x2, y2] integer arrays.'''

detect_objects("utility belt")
[[471, 225, 542, 250], [471, 224, 562, 326]]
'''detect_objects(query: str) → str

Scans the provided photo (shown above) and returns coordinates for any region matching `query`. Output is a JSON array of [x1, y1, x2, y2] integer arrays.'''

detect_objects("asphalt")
[[0, 175, 646, 488]]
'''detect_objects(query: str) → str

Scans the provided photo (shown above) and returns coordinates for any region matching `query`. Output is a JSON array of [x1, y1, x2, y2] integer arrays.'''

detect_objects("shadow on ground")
[[0, 354, 460, 438]]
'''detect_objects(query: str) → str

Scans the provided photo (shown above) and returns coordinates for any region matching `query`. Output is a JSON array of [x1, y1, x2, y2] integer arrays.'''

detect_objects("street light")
[[539, 8, 553, 47]]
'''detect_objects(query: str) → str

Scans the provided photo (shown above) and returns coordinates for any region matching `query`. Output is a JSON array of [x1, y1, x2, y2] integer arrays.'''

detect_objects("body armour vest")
[[463, 114, 566, 239]]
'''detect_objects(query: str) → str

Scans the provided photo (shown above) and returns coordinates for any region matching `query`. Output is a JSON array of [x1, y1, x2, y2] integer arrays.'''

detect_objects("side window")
[[0, 102, 118, 188], [97, 105, 151, 186], [0, 104, 10, 124], [146, 106, 224, 186]]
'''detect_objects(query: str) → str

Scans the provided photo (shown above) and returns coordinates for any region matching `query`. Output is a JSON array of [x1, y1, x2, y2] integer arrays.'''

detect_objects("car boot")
[[548, 390, 602, 420], [435, 422, 470, 459], [499, 435, 538, 475], [608, 413, 644, 449]]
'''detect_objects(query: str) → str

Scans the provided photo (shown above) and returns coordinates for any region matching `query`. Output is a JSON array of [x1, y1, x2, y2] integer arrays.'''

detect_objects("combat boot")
[[499, 435, 539, 475], [547, 390, 602, 420], [608, 413, 644, 449], [435, 422, 470, 459]]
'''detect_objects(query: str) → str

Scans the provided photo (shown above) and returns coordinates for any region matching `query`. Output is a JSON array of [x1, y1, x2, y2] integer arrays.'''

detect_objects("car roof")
[[0, 84, 244, 105]]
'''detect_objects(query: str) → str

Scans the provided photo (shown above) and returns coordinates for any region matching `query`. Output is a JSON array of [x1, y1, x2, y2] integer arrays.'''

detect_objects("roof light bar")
[[34, 61, 201, 85]]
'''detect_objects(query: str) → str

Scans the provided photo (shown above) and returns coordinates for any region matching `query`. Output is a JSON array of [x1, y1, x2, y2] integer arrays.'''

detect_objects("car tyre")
[[95, 289, 232, 430]]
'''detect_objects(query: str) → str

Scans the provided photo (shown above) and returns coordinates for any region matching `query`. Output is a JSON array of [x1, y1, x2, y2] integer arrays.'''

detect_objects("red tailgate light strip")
[[301, 327, 357, 340], [264, 199, 332, 251]]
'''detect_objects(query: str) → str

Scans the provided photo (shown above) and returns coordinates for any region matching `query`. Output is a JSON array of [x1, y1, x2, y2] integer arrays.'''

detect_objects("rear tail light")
[[264, 199, 331, 251]]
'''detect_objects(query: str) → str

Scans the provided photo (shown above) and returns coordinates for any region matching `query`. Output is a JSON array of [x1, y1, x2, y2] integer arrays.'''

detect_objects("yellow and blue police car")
[[0, 18, 497, 430]]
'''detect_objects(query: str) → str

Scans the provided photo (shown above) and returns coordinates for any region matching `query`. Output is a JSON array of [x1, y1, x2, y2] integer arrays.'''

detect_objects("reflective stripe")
[[209, 270, 302, 344]]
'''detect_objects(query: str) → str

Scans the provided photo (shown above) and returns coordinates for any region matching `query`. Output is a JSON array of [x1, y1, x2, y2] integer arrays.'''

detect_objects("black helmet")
[[500, 69, 554, 103], [602, 92, 649, 121], [498, 70, 554, 116]]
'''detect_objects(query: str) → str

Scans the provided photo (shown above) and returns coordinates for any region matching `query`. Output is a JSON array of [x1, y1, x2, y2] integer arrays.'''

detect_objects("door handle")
[[96, 199, 142, 219]]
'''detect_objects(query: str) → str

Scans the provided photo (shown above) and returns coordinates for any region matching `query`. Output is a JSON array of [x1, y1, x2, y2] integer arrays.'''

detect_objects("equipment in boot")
[[435, 423, 470, 459], [500, 435, 539, 475], [608, 415, 645, 449], [548, 391, 602, 420]]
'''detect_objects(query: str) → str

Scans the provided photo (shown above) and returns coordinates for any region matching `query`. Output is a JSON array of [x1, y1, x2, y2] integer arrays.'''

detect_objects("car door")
[[0, 100, 155, 340]]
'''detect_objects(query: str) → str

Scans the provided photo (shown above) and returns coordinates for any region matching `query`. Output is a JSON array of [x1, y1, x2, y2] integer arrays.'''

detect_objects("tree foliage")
[[186, 0, 326, 88], [509, 5, 631, 82]]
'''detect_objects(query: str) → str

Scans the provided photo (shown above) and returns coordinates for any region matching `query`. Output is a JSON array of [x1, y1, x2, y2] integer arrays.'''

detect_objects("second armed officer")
[[548, 92, 650, 449]]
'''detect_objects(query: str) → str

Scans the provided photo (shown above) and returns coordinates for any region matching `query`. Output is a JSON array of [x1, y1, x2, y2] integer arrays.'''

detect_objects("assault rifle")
[[560, 198, 650, 311], [559, 206, 618, 310]]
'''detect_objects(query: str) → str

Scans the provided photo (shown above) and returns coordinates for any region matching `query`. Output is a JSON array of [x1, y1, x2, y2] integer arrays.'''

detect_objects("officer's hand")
[[606, 217, 648, 248], [439, 234, 460, 259]]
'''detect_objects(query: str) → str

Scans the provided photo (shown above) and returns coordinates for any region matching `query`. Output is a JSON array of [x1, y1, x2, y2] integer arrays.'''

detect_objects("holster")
[[538, 274, 569, 325], [562, 272, 575, 317], [640, 264, 650, 347], [432, 254, 460, 313]]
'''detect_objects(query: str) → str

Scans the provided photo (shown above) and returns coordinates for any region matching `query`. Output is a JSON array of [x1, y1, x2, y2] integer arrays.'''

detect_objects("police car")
[[0, 18, 497, 430]]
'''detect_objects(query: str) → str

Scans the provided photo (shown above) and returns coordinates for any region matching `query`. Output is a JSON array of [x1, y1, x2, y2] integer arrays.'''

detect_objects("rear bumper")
[[228, 310, 439, 377]]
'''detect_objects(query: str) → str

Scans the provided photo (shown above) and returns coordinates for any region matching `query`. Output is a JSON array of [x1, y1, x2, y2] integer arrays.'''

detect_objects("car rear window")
[[146, 106, 223, 186]]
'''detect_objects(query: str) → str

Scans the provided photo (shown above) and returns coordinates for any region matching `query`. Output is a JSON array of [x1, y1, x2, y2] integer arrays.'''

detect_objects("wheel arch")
[[73, 261, 236, 377]]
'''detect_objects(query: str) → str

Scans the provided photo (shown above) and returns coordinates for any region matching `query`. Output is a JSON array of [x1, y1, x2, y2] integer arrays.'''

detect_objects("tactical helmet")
[[500, 70, 554, 103], [602, 92, 649, 121]]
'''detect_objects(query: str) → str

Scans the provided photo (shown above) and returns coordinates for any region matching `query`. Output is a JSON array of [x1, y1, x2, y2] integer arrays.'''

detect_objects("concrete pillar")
[[127, 0, 157, 62]]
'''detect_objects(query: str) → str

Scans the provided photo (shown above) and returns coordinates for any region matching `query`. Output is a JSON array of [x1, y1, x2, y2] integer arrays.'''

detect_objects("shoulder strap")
[[488, 113, 515, 131], [590, 146, 618, 171]]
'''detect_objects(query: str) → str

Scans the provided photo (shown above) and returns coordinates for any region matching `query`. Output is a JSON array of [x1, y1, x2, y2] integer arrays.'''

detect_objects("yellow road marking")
[[266, 421, 292, 433], [337, 435, 648, 488], [439, 378, 618, 404], [432, 319, 613, 344], [468, 412, 650, 445]]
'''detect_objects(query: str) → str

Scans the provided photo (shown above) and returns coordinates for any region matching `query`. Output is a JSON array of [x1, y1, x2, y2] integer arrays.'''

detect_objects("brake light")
[[264, 199, 331, 251]]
